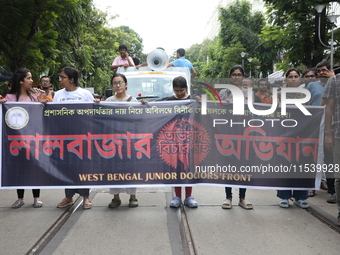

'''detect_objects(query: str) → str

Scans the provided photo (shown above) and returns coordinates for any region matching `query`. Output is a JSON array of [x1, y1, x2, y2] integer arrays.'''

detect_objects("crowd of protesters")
[[0, 44, 339, 227]]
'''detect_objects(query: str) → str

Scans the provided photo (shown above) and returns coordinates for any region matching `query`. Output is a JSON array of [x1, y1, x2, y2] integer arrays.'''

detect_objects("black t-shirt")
[[166, 95, 191, 101]]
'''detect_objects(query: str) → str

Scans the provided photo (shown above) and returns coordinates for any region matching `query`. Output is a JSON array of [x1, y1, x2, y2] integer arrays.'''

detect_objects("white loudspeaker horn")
[[147, 49, 169, 70]]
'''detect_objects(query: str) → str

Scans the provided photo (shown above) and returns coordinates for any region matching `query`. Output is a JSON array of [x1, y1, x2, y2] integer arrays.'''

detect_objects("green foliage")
[[112, 26, 144, 57], [262, 0, 337, 68], [186, 0, 275, 78], [0, 0, 66, 73], [0, 0, 144, 95], [201, 41, 248, 78], [186, 39, 213, 63]]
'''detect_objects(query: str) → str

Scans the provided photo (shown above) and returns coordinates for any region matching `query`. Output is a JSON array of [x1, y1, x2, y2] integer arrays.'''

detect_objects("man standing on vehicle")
[[111, 44, 135, 70], [168, 48, 197, 80]]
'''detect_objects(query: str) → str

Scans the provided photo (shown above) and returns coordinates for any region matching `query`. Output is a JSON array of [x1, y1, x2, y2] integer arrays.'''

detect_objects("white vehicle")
[[116, 49, 191, 101]]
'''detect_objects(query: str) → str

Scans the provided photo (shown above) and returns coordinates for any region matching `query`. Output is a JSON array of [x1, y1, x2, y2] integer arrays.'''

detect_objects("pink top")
[[112, 56, 135, 67], [5, 93, 39, 102]]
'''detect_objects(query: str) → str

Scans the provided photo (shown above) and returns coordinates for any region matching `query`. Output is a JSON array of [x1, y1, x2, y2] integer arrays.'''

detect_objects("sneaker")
[[129, 198, 139, 208], [184, 196, 198, 208], [108, 198, 121, 208], [170, 197, 182, 208], [327, 193, 337, 204]]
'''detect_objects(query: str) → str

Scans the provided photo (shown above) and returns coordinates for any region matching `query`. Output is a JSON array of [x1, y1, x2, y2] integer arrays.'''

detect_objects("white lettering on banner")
[[201, 86, 311, 116], [213, 119, 298, 128]]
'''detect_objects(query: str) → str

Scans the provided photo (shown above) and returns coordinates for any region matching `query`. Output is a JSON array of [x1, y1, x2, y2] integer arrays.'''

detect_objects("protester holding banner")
[[166, 76, 198, 208], [219, 65, 248, 104], [277, 68, 308, 104], [95, 73, 140, 208], [322, 68, 340, 225], [54, 67, 94, 210], [0, 68, 48, 208], [304, 64, 331, 198], [314, 62, 337, 203], [219, 65, 253, 210], [277, 68, 309, 208]]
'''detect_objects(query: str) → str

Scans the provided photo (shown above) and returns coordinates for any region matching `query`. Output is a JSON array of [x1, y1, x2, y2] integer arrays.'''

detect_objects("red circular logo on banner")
[[157, 118, 211, 170]]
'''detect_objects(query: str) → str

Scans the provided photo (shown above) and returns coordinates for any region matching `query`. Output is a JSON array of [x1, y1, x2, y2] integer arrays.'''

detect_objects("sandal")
[[320, 181, 328, 190], [12, 200, 25, 209], [33, 200, 43, 208], [184, 196, 198, 208], [83, 200, 92, 210], [170, 197, 182, 208], [238, 200, 253, 210], [57, 198, 73, 208], [222, 199, 232, 209], [308, 190, 315, 197], [108, 198, 121, 208], [129, 198, 139, 208], [294, 199, 309, 209], [279, 199, 289, 208]]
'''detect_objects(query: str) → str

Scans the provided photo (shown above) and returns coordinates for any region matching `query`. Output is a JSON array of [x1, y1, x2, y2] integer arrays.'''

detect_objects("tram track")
[[25, 189, 196, 255], [25, 196, 83, 255], [306, 202, 340, 234], [23, 191, 340, 255]]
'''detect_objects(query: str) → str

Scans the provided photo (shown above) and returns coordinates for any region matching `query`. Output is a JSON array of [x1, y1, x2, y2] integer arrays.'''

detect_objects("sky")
[[93, 0, 224, 56]]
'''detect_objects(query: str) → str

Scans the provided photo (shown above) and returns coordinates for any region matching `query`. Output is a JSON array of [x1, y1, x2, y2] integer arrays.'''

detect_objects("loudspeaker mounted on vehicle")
[[147, 49, 169, 71]]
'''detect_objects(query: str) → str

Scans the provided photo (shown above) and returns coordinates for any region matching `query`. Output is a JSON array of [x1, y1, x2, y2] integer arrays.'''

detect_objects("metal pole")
[[331, 23, 334, 70]]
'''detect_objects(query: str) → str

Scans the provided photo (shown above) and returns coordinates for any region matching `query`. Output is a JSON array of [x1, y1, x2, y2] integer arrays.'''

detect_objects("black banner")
[[1, 101, 325, 189]]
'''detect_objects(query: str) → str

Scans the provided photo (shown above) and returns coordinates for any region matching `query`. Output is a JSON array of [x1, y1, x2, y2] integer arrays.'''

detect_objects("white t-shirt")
[[53, 87, 94, 102], [106, 95, 137, 102]]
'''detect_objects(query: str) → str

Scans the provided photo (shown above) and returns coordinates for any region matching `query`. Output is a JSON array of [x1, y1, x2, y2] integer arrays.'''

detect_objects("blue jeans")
[[225, 187, 246, 199], [277, 190, 308, 200]]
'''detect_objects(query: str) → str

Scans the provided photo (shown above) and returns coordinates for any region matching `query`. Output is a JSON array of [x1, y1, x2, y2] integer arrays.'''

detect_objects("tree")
[[201, 42, 247, 78], [112, 26, 144, 58], [0, 0, 145, 95], [218, 0, 276, 77], [261, 0, 338, 68], [187, 0, 275, 78], [53, 2, 116, 91], [0, 0, 68, 73], [185, 39, 213, 63]]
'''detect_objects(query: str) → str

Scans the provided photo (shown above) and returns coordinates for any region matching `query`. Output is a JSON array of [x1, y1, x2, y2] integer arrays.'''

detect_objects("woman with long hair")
[[1, 68, 48, 208]]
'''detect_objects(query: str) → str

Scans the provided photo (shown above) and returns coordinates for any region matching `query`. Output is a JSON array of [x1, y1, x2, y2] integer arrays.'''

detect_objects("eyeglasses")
[[304, 75, 315, 78], [231, 74, 243, 77], [259, 83, 267, 86], [113, 81, 125, 86], [59, 75, 68, 80], [41, 80, 50, 83]]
